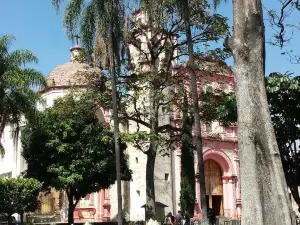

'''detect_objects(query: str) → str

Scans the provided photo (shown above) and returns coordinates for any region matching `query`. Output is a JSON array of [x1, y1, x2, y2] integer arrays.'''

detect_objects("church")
[[0, 12, 240, 224]]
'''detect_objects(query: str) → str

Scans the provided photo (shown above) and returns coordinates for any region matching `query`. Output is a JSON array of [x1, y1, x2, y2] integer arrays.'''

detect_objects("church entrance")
[[204, 159, 223, 216]]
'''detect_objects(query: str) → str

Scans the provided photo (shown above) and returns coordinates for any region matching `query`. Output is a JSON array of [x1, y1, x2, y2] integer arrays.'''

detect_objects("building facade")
[[171, 62, 240, 219], [0, 46, 241, 223], [0, 12, 241, 223]]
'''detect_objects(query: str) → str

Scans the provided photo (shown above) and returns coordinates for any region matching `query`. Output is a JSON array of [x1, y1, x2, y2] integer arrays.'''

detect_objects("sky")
[[0, 0, 299, 77]]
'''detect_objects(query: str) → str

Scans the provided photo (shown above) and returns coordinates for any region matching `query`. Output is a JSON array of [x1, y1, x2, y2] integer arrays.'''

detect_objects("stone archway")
[[203, 149, 235, 177], [198, 149, 237, 218], [204, 159, 223, 216]]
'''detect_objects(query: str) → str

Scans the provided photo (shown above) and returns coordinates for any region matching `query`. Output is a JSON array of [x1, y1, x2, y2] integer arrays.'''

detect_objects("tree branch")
[[158, 124, 181, 133]]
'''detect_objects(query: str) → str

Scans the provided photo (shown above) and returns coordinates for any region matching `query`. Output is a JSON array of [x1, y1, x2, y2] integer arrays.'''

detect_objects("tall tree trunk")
[[144, 55, 159, 221], [180, 92, 195, 224], [67, 194, 75, 225], [146, 147, 157, 221], [108, 7, 123, 225], [230, 0, 294, 224], [182, 0, 208, 224], [7, 213, 12, 225], [20, 211, 24, 225]]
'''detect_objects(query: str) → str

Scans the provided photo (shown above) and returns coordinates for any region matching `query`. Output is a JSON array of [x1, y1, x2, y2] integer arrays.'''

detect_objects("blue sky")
[[0, 0, 299, 77]]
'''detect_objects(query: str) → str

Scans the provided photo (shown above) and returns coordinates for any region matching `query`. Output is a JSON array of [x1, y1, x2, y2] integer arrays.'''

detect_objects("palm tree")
[[51, 1, 125, 225], [0, 35, 45, 155]]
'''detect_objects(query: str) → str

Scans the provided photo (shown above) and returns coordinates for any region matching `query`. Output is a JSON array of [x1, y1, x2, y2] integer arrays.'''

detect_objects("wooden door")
[[204, 160, 223, 216]]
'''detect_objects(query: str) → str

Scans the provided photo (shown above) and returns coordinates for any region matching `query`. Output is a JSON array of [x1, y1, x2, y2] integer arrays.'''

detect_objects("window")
[[136, 157, 139, 164], [206, 123, 212, 133], [137, 190, 140, 196], [165, 173, 169, 181]]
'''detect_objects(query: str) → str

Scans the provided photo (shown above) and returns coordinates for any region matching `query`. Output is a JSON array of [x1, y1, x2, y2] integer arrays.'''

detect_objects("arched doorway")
[[204, 159, 223, 216]]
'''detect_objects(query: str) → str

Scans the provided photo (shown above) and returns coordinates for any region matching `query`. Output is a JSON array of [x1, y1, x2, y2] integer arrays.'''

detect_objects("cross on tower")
[[73, 34, 81, 45]]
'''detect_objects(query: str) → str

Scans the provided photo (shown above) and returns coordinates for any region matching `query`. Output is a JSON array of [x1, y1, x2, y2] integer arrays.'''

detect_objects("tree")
[[179, 91, 195, 224], [200, 89, 237, 127], [0, 178, 42, 225], [119, 1, 228, 221], [221, 3, 296, 219], [267, 0, 300, 49], [0, 35, 45, 155], [178, 0, 209, 223], [51, 1, 126, 224], [266, 73, 300, 214], [224, 0, 295, 224], [21, 94, 132, 224], [52, 0, 228, 221]]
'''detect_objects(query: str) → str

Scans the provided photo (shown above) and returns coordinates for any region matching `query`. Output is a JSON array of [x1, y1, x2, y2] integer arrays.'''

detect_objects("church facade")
[[0, 44, 240, 223], [0, 13, 241, 223]]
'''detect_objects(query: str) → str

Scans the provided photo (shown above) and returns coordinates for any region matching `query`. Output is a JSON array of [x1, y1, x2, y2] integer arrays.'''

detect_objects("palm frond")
[[63, 0, 85, 39], [0, 35, 15, 57], [80, 1, 97, 63], [212, 0, 227, 9], [4, 88, 39, 125], [6, 50, 38, 67], [52, 0, 65, 11], [3, 68, 45, 89], [0, 35, 45, 155]]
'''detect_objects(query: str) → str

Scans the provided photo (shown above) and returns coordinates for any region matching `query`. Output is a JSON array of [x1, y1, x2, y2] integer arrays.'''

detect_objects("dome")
[[46, 61, 102, 87]]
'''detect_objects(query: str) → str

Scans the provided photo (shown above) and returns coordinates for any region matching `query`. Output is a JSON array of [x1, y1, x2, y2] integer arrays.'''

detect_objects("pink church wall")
[[172, 62, 241, 220]]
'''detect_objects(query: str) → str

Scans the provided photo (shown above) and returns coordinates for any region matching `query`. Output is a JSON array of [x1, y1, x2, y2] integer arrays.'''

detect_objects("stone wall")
[[110, 144, 173, 221]]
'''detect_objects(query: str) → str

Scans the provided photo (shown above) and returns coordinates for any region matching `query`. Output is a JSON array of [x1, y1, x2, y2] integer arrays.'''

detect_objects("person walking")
[[164, 212, 175, 225], [175, 211, 183, 225]]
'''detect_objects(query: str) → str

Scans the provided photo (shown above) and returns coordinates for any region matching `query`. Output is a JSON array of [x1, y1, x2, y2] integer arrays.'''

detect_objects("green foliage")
[[266, 73, 300, 211], [52, 0, 124, 65], [200, 90, 237, 126], [0, 35, 46, 155], [72, 50, 88, 63], [21, 94, 132, 201], [0, 178, 42, 216], [179, 91, 195, 222]]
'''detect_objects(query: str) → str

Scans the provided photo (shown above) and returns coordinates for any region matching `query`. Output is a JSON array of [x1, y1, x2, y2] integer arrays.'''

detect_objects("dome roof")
[[46, 61, 102, 87]]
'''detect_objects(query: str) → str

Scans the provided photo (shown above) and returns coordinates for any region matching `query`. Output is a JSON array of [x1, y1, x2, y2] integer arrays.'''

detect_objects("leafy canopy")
[[0, 178, 42, 216], [21, 94, 132, 200], [266, 73, 300, 212]]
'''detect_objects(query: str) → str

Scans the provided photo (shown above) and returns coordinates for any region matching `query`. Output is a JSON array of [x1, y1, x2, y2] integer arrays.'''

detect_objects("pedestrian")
[[175, 210, 182, 225], [164, 212, 175, 225], [207, 208, 216, 225]]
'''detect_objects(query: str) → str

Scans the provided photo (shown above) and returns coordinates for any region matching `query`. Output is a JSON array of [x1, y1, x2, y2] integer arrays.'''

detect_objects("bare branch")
[[158, 124, 181, 133]]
